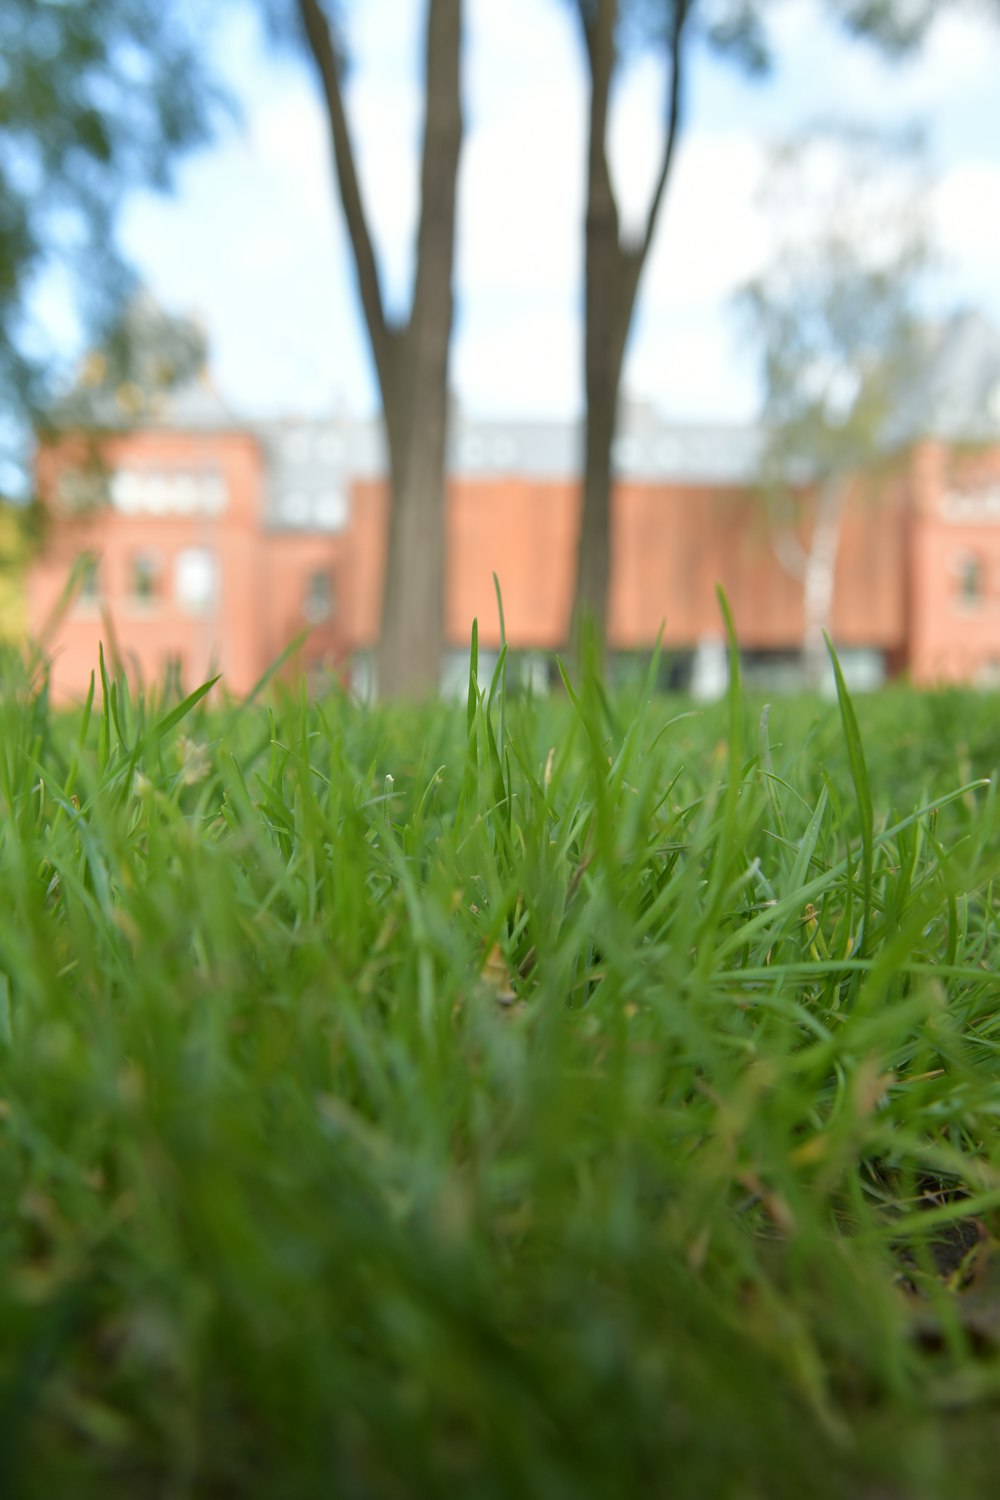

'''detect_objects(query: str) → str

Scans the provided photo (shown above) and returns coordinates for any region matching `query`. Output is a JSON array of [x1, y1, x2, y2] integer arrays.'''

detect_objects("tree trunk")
[[376, 0, 461, 699], [299, 0, 462, 699], [570, 0, 689, 662], [377, 394, 449, 699], [572, 282, 630, 656], [571, 0, 621, 660], [801, 476, 847, 689]]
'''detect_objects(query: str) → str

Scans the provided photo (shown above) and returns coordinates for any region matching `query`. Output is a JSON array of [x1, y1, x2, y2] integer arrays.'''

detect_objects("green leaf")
[[826, 633, 874, 955], [144, 674, 221, 747]]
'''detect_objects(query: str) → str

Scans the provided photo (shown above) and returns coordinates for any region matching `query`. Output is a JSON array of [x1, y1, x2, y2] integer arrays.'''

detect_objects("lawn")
[[1, 614, 1000, 1498]]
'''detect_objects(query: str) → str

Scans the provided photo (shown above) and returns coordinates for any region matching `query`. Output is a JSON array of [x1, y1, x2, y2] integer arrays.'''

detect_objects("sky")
[[112, 0, 1000, 427]]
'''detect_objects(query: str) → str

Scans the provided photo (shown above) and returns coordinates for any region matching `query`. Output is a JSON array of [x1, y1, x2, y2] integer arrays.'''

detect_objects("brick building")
[[26, 312, 1000, 700]]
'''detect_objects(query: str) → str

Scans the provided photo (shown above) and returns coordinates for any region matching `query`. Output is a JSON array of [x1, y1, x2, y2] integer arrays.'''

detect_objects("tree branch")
[[573, 0, 596, 59], [583, 0, 620, 253], [410, 0, 462, 336], [295, 0, 395, 399], [632, 0, 691, 268]]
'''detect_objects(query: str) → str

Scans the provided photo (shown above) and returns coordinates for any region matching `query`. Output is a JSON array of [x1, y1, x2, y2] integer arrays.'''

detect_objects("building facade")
[[26, 314, 1000, 700]]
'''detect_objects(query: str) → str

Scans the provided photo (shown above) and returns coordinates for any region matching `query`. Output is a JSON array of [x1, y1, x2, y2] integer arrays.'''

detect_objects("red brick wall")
[[907, 441, 1000, 684], [348, 474, 907, 654], [35, 424, 1000, 697], [30, 429, 264, 699]]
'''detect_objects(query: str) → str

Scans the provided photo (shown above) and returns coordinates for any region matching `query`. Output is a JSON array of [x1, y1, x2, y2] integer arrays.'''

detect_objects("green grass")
[[2, 621, 1000, 1498]]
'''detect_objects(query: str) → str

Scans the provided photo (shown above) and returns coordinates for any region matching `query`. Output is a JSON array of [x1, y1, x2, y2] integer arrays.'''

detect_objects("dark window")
[[130, 550, 161, 603], [303, 570, 335, 624], [955, 553, 984, 606], [78, 554, 100, 605], [58, 470, 108, 512]]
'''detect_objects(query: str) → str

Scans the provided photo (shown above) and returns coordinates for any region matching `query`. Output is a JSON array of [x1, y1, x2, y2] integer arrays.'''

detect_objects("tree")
[[0, 0, 223, 482], [734, 127, 930, 686], [825, 0, 1000, 53], [286, 0, 463, 699], [568, 0, 769, 657], [567, 0, 998, 659], [54, 290, 209, 429]]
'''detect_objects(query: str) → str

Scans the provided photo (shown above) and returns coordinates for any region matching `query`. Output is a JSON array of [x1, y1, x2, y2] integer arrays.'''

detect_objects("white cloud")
[[607, 52, 673, 238], [934, 159, 1000, 266], [457, 72, 583, 297], [760, 0, 1000, 126], [646, 132, 769, 299], [465, 0, 584, 127], [624, 311, 759, 422], [453, 303, 582, 417], [931, 158, 1000, 316]]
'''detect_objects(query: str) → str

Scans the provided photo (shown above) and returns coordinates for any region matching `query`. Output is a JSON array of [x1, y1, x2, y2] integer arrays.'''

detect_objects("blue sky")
[[112, 0, 1000, 425]]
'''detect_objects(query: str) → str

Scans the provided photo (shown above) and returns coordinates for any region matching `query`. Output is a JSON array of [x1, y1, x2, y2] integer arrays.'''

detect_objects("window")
[[144, 473, 172, 515], [283, 429, 311, 463], [175, 548, 218, 614], [172, 475, 199, 514], [281, 491, 309, 526], [58, 470, 107, 512], [110, 471, 142, 513], [77, 554, 100, 607], [199, 473, 227, 516], [303, 569, 335, 624], [656, 438, 680, 471], [492, 435, 517, 469], [977, 657, 1000, 688], [611, 435, 641, 471], [129, 550, 162, 605], [313, 491, 347, 531], [459, 435, 484, 468], [108, 469, 228, 516], [954, 553, 985, 607]]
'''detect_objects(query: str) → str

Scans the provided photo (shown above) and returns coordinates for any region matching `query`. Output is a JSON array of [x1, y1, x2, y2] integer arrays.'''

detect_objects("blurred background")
[[5, 0, 1000, 699]]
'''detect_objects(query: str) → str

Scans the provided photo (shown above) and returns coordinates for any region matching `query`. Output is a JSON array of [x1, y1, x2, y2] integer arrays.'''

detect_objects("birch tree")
[[735, 128, 929, 686], [569, 0, 769, 656]]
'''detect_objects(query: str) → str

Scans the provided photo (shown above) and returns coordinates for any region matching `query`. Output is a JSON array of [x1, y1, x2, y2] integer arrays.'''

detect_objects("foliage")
[[732, 127, 942, 685], [1, 625, 1000, 1495], [611, 0, 773, 72], [597, 0, 995, 73], [0, 503, 35, 640], [829, 0, 1000, 53], [50, 292, 209, 432], [735, 126, 932, 485], [0, 0, 224, 443]]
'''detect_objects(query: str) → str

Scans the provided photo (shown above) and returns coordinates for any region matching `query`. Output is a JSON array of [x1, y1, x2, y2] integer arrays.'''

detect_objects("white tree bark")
[[801, 477, 847, 689]]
